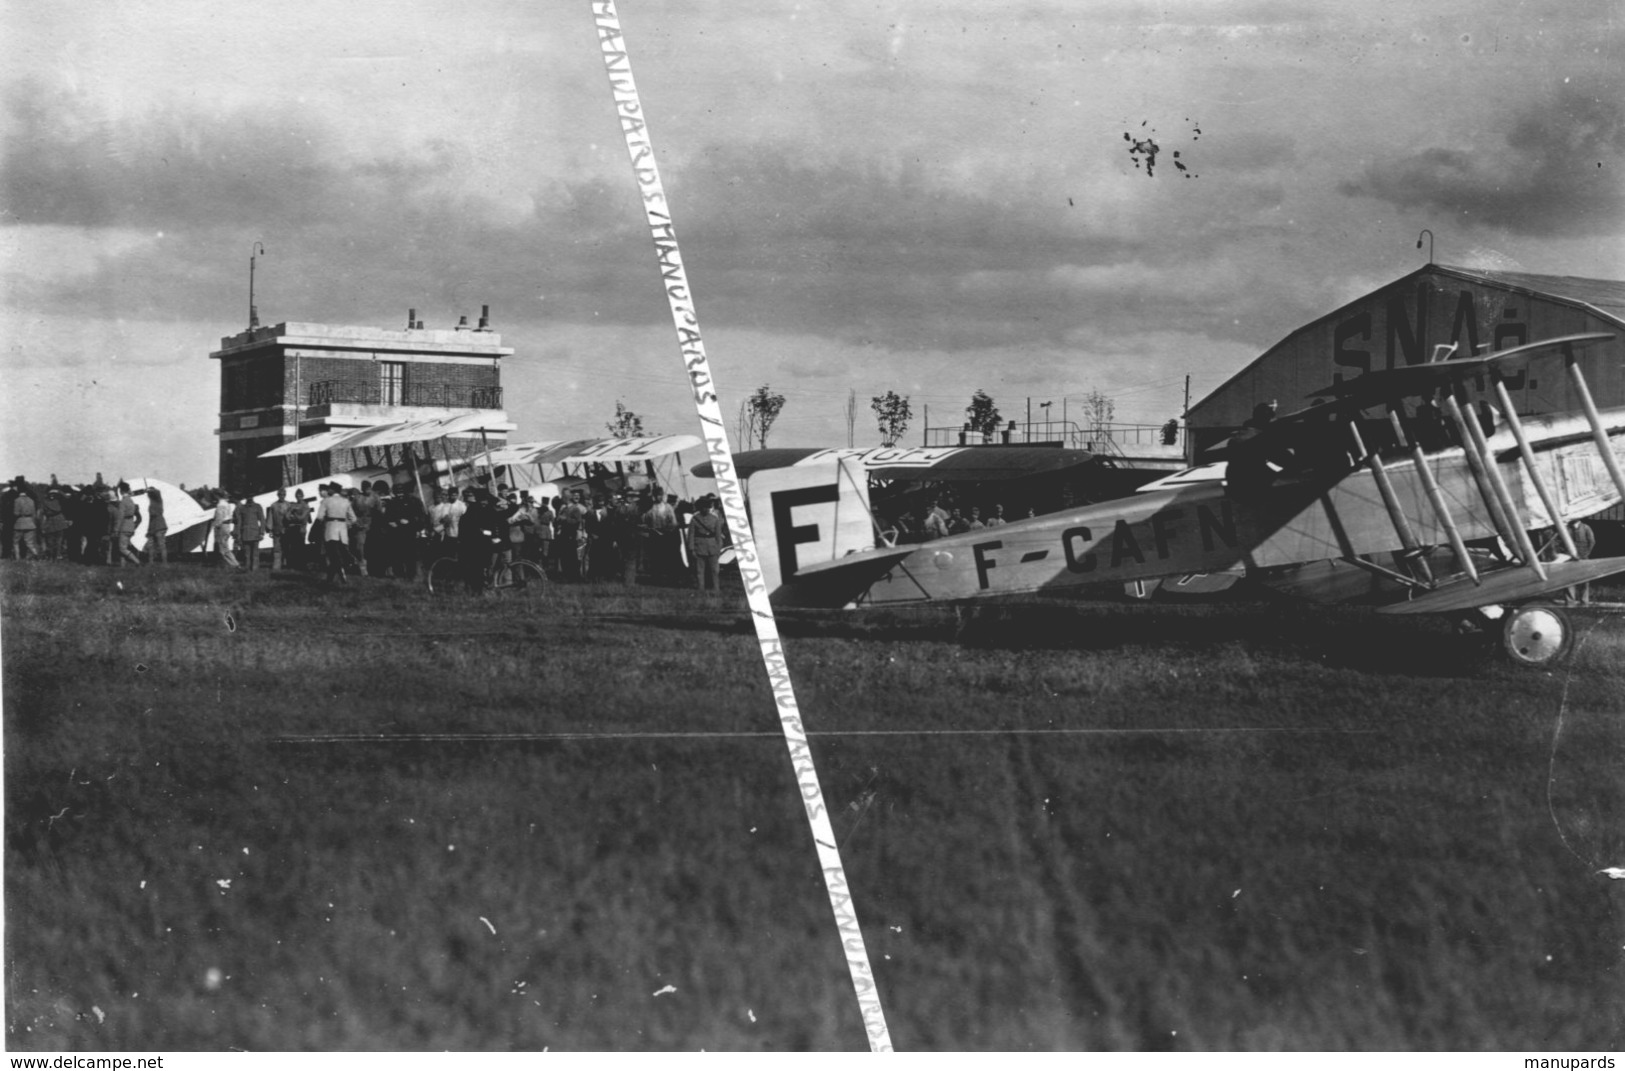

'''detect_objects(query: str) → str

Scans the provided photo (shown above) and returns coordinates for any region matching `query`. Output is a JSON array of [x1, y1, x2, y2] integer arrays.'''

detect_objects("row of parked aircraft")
[[128, 334, 1623, 669], [126, 417, 704, 559]]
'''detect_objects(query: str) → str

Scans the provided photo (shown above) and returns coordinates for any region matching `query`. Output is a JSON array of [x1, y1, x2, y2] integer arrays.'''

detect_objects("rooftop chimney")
[[407, 308, 417, 330], [455, 315, 470, 331], [476, 304, 491, 331]]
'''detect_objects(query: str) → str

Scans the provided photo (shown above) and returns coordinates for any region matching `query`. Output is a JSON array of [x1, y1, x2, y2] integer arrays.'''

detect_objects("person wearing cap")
[[346, 481, 378, 576], [112, 482, 144, 566], [11, 480, 39, 560], [40, 486, 69, 561], [457, 486, 502, 592], [304, 487, 325, 568], [143, 487, 168, 564], [612, 489, 643, 584], [314, 482, 358, 582], [688, 496, 727, 593], [385, 483, 427, 579], [642, 493, 678, 578], [510, 490, 540, 567], [490, 486, 520, 574], [281, 489, 310, 570], [266, 487, 292, 571], [367, 482, 396, 577], [555, 490, 587, 581], [532, 493, 556, 578], [211, 491, 238, 569], [584, 493, 613, 579], [233, 491, 264, 571]]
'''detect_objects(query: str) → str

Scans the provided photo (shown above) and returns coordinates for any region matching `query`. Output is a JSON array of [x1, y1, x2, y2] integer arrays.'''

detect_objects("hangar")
[[1186, 264, 1625, 463]]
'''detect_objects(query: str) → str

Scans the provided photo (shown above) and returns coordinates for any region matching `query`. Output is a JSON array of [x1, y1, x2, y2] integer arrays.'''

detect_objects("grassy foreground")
[[4, 561, 1624, 1050]]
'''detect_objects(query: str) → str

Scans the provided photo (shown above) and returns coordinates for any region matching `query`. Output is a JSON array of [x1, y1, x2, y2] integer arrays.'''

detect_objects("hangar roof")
[[1188, 263, 1625, 424], [1441, 266, 1625, 322]]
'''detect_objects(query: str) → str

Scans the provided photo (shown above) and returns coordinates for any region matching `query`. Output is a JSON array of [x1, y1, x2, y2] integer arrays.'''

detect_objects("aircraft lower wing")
[[1376, 556, 1625, 615]]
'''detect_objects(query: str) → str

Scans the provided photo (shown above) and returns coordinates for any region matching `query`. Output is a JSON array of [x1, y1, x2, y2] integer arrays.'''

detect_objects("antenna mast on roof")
[[249, 241, 266, 329]]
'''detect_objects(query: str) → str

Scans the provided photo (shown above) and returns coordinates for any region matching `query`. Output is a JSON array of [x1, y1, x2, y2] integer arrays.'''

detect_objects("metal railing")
[[308, 381, 503, 409], [924, 420, 1181, 453]]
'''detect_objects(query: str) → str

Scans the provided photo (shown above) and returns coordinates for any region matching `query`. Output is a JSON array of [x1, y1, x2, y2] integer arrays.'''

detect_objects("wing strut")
[[1438, 394, 1518, 551], [1347, 420, 1433, 583], [1388, 411, 1478, 584], [1563, 342, 1625, 505], [1490, 378, 1578, 558], [1444, 395, 1546, 581]]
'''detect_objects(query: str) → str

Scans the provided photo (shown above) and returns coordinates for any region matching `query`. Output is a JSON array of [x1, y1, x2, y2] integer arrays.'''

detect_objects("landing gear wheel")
[[1501, 604, 1573, 667]]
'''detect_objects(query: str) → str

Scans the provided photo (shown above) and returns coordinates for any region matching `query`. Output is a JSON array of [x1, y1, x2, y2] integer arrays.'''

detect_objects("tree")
[[605, 400, 646, 438], [871, 390, 913, 447], [964, 389, 1001, 438], [740, 384, 786, 449]]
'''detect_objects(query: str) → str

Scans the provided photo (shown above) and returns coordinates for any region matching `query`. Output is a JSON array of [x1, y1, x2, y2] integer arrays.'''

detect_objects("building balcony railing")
[[307, 381, 503, 409]]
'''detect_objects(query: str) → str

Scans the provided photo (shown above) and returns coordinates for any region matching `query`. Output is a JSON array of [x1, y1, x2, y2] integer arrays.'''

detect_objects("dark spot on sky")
[[1122, 119, 1201, 178]]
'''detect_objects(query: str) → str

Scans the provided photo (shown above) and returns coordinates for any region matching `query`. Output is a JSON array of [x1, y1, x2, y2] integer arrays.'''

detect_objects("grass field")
[[4, 560, 1624, 1050]]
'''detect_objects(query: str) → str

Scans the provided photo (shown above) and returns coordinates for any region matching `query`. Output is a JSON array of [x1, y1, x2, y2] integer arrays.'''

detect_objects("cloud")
[[1338, 78, 1625, 237], [1, 79, 454, 232], [5, 72, 1305, 356]]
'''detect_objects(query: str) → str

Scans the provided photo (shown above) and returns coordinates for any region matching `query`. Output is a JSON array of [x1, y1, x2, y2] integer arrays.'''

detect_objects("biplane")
[[251, 419, 701, 549], [472, 433, 702, 502], [747, 334, 1625, 667]]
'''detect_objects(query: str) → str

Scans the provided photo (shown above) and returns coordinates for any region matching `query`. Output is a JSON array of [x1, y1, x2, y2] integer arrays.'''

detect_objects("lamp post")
[[1416, 229, 1434, 264]]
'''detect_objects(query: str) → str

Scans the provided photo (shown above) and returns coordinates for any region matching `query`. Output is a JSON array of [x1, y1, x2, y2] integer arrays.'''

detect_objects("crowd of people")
[[271, 480, 732, 592], [3, 473, 739, 594], [879, 494, 1028, 546], [7, 470, 1048, 595], [2, 475, 159, 567]]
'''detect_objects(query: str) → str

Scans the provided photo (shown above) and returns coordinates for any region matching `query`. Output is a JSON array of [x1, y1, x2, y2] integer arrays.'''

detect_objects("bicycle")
[[426, 554, 546, 597]]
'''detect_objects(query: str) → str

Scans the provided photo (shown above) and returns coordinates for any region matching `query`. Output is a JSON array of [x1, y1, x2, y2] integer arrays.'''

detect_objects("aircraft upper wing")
[[258, 413, 511, 458], [1304, 332, 1615, 408], [478, 435, 703, 469], [258, 427, 368, 458], [692, 445, 1098, 481]]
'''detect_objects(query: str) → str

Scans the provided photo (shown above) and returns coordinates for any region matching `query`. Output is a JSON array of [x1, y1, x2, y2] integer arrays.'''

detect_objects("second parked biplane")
[[745, 335, 1625, 666]]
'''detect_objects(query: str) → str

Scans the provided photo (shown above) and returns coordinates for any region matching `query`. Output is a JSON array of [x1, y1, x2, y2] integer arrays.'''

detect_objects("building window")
[[381, 361, 407, 406]]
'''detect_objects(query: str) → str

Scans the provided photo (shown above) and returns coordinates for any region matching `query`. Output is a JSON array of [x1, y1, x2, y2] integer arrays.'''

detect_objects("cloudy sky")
[[3, 0, 1622, 486]]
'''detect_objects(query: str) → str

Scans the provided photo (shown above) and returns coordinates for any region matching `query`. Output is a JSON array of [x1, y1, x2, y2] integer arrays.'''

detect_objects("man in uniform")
[[234, 491, 265, 571], [266, 488, 293, 571], [688, 496, 727, 594], [113, 483, 144, 566]]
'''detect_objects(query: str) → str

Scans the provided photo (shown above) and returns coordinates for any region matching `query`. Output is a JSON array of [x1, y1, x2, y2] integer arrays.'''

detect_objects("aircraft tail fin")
[[747, 459, 881, 602]]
